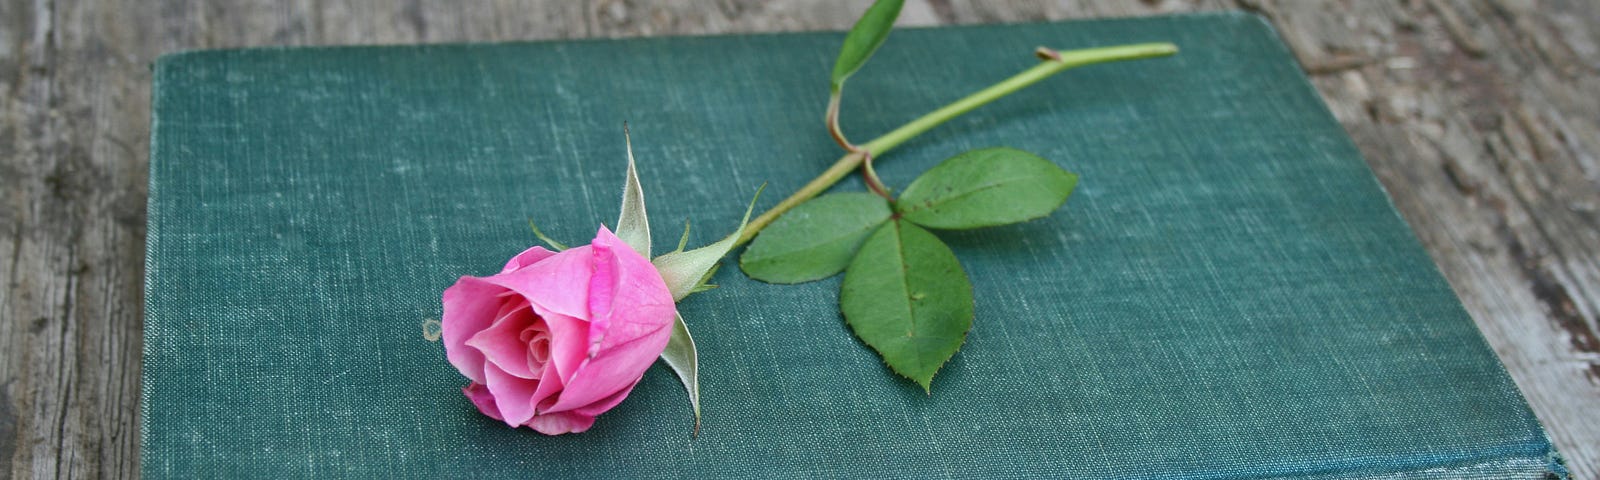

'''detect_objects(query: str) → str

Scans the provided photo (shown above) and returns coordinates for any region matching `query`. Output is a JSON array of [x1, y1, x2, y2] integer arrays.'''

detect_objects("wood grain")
[[1, 1, 1595, 478]]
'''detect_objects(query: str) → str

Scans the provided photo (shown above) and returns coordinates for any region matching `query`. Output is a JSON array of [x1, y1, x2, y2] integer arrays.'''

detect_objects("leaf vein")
[[901, 174, 1047, 214], [890, 221, 926, 372], [750, 219, 883, 260]]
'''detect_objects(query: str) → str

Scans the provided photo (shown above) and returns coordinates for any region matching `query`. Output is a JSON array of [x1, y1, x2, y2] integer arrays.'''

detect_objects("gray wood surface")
[[2, 1, 1596, 478]]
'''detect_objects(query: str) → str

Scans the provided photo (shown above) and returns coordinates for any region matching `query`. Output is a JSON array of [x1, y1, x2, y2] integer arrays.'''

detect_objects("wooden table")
[[2, 1, 1596, 478]]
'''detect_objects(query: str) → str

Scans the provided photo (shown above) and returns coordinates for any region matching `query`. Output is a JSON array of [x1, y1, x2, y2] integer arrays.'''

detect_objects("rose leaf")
[[895, 147, 1078, 230], [659, 313, 701, 435], [739, 192, 893, 284], [830, 0, 903, 93], [840, 219, 973, 393]]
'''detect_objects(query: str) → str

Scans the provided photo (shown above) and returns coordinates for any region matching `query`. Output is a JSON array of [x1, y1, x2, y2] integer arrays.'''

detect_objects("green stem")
[[824, 92, 856, 152], [735, 42, 1177, 246], [859, 150, 893, 201]]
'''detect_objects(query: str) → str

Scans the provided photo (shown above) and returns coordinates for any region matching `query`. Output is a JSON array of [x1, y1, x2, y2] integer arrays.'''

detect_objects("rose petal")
[[585, 227, 622, 357], [441, 277, 507, 384], [449, 226, 678, 432], [462, 382, 503, 421], [525, 327, 552, 372], [482, 362, 539, 426], [531, 359, 567, 414], [543, 326, 672, 413], [527, 411, 597, 435], [464, 298, 540, 379], [540, 226, 677, 413], [571, 378, 641, 417], [501, 246, 558, 274], [585, 227, 677, 354], [536, 310, 590, 388], [482, 245, 594, 321]]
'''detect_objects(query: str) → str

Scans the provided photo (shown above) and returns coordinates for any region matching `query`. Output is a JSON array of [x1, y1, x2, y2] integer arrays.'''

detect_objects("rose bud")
[[441, 226, 677, 435]]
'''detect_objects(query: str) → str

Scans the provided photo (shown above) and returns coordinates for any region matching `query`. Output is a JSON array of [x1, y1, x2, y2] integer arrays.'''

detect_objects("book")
[[143, 11, 1566, 479]]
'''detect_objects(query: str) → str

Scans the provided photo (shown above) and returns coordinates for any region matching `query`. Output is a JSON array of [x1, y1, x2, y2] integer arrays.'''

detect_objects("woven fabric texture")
[[143, 12, 1563, 479]]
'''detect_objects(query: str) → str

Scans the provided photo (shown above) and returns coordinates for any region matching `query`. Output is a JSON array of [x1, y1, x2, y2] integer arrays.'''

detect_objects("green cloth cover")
[[143, 12, 1565, 479]]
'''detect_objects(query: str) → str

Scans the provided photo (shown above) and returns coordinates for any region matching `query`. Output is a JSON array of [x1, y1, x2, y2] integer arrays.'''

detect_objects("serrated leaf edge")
[[840, 220, 974, 393]]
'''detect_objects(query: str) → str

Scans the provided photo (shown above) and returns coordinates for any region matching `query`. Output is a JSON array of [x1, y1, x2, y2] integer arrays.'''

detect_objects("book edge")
[[136, 12, 1566, 478]]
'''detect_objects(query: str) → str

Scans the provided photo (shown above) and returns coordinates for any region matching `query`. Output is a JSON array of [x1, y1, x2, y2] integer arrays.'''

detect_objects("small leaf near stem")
[[737, 43, 1178, 247], [830, 0, 904, 92], [827, 0, 903, 153]]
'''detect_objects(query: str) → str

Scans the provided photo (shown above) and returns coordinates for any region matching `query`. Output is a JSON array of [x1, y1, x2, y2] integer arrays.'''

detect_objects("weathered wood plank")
[[1, 1, 1595, 478], [2, 0, 150, 477]]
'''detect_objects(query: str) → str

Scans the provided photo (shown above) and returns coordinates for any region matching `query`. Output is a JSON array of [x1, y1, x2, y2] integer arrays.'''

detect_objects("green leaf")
[[830, 0, 904, 92], [616, 126, 651, 257], [740, 193, 892, 284], [659, 314, 701, 435], [653, 185, 764, 301], [896, 147, 1078, 230], [840, 220, 973, 393]]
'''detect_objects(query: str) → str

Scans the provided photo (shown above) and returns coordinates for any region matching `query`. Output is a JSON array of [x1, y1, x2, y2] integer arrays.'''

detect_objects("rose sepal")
[[615, 125, 651, 258], [611, 129, 763, 435], [650, 185, 763, 301]]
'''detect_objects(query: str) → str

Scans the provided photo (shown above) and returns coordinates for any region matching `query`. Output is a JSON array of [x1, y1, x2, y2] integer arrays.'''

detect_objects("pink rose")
[[441, 226, 677, 435]]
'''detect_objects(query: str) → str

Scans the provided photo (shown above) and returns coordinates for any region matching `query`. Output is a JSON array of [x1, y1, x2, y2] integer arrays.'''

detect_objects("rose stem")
[[733, 42, 1177, 246]]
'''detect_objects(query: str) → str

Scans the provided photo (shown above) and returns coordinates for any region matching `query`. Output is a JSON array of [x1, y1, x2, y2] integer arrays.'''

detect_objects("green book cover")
[[143, 12, 1565, 479]]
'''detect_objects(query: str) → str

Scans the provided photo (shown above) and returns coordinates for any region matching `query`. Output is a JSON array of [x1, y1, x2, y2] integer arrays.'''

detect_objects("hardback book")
[[143, 12, 1566, 479]]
